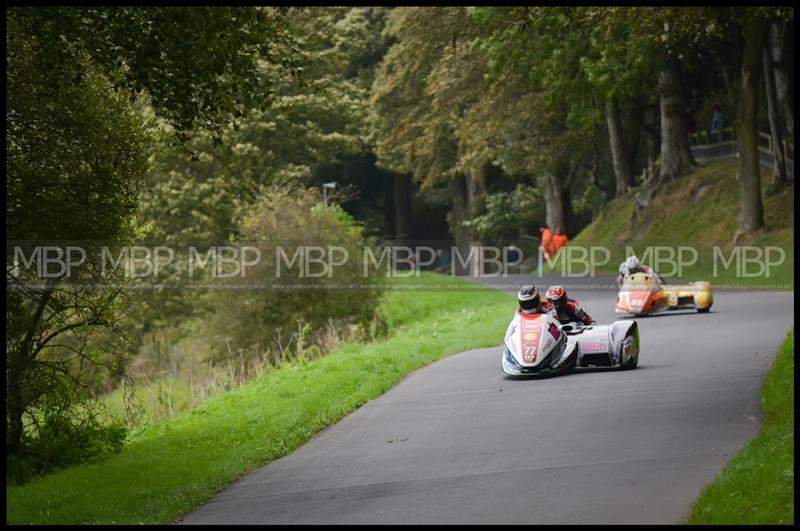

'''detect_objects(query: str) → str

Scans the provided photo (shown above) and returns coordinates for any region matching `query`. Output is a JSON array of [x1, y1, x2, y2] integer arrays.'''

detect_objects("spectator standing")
[[710, 104, 727, 142], [550, 227, 569, 256], [438, 248, 451, 273], [537, 225, 552, 271]]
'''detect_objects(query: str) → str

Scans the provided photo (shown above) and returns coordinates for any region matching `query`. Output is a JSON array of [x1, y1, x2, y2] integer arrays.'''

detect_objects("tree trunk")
[[7, 361, 25, 458], [562, 186, 574, 236], [720, 21, 747, 112], [735, 18, 769, 234], [7, 289, 51, 461], [465, 162, 489, 275], [392, 173, 414, 242], [658, 57, 697, 181], [606, 99, 633, 197], [644, 106, 660, 181], [762, 41, 788, 184], [541, 172, 573, 236], [623, 106, 642, 187], [589, 144, 614, 198], [449, 175, 471, 275], [383, 173, 395, 238], [466, 161, 489, 217], [770, 20, 794, 139]]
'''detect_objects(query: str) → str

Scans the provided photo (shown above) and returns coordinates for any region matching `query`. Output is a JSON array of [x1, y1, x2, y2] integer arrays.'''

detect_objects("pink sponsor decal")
[[580, 341, 608, 354], [519, 314, 545, 364]]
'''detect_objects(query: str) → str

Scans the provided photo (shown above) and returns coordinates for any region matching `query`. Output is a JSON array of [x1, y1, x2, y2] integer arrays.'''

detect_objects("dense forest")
[[6, 7, 794, 482]]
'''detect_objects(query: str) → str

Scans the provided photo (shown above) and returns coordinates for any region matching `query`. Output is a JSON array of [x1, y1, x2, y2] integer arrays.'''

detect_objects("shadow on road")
[[614, 310, 712, 319], [501, 364, 653, 381]]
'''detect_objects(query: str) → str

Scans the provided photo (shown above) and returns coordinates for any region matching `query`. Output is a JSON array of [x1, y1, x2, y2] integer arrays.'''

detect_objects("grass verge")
[[6, 272, 514, 524], [687, 328, 794, 524]]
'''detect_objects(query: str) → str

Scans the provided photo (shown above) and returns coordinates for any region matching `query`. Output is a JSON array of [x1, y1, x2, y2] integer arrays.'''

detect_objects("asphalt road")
[[183, 274, 793, 524]]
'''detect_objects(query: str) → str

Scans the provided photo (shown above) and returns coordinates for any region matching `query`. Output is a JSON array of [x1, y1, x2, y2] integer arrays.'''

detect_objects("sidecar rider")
[[517, 285, 552, 315], [545, 285, 594, 325], [616, 255, 664, 287]]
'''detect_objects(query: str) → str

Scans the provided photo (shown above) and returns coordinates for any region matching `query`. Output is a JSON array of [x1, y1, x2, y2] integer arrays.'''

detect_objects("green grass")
[[565, 160, 794, 288], [687, 329, 794, 524], [6, 272, 514, 524], [101, 376, 195, 426]]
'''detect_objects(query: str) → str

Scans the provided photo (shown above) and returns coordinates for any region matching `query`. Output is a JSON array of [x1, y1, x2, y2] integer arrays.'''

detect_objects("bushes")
[[204, 186, 384, 362], [8, 405, 127, 485], [109, 186, 387, 425], [462, 185, 544, 244]]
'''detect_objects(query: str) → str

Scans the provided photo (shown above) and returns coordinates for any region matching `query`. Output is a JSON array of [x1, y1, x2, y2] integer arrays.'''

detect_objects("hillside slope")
[[569, 160, 794, 287]]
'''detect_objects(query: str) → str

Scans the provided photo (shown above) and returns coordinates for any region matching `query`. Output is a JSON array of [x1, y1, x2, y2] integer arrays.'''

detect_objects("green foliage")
[[6, 15, 150, 241], [630, 6, 793, 50], [138, 7, 389, 246], [7, 7, 298, 141], [127, 8, 391, 340], [579, 10, 660, 103], [6, 6, 302, 484], [5, 277, 135, 482], [369, 7, 664, 243], [571, 175, 610, 220], [370, 8, 464, 184], [471, 7, 654, 173], [466, 7, 602, 184], [6, 9, 151, 483], [463, 185, 543, 243], [114, 186, 388, 428], [200, 186, 384, 359], [9, 407, 127, 485]]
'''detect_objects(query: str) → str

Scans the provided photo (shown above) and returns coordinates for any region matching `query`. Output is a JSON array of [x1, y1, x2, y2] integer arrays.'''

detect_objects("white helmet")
[[625, 255, 641, 271]]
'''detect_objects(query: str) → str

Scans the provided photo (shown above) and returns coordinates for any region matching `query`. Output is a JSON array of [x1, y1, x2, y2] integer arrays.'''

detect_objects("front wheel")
[[697, 308, 711, 313], [620, 323, 640, 369], [560, 348, 578, 373]]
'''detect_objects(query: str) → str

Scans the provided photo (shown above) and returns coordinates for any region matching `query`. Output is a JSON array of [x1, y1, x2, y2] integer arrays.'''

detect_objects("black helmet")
[[518, 285, 541, 312]]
